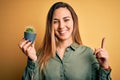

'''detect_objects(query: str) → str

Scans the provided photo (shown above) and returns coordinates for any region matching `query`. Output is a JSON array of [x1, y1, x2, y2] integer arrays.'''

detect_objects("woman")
[[19, 2, 111, 80]]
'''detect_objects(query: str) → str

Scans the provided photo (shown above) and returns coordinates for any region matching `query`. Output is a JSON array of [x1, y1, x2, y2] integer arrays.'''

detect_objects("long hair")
[[38, 2, 82, 72]]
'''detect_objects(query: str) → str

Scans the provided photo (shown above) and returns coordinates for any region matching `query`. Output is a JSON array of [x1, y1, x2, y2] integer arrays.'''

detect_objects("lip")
[[58, 30, 68, 35]]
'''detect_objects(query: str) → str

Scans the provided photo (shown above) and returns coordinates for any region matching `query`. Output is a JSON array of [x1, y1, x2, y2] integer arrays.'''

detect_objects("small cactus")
[[25, 26, 35, 33], [24, 25, 36, 43]]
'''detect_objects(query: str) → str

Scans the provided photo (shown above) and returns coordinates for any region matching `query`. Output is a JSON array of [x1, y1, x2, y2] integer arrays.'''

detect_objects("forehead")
[[53, 7, 72, 18]]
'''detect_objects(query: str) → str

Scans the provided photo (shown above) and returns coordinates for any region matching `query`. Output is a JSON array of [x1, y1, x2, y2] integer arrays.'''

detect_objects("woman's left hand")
[[94, 38, 110, 69]]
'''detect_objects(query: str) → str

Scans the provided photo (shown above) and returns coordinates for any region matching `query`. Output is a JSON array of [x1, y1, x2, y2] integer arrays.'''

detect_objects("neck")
[[57, 38, 73, 50]]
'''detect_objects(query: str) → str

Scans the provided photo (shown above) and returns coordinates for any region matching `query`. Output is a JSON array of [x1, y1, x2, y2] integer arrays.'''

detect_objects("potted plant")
[[24, 26, 36, 43]]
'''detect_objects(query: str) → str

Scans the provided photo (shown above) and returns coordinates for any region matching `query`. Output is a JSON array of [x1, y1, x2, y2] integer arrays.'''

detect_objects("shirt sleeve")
[[88, 47, 112, 80], [22, 58, 40, 80], [98, 67, 112, 80]]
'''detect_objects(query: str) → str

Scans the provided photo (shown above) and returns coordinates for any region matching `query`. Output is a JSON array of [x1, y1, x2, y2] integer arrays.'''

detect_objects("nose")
[[59, 20, 65, 29]]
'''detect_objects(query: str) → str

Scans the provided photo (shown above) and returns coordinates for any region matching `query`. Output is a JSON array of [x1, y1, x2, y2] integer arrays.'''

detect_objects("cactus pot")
[[24, 32, 36, 43]]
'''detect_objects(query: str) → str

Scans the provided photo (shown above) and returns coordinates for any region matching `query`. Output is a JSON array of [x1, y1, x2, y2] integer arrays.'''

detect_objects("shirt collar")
[[69, 42, 80, 51]]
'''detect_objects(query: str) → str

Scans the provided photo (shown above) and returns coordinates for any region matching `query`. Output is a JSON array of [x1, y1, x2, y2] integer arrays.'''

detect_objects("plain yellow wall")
[[0, 0, 120, 80]]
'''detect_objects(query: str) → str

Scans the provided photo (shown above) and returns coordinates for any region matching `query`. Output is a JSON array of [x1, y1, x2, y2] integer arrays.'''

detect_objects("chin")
[[58, 36, 72, 41]]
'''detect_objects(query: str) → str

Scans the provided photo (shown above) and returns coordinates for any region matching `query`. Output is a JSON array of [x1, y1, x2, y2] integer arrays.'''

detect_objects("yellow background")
[[0, 0, 120, 80]]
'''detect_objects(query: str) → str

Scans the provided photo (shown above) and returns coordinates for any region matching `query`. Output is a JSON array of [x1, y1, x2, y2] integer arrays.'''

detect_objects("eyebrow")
[[53, 16, 71, 20], [63, 16, 71, 19]]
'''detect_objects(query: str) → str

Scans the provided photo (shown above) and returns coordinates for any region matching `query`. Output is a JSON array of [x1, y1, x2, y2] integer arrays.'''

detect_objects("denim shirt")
[[22, 43, 111, 80]]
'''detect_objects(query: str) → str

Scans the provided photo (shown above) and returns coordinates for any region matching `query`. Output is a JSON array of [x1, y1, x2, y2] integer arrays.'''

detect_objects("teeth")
[[59, 30, 66, 34], [60, 31, 66, 33]]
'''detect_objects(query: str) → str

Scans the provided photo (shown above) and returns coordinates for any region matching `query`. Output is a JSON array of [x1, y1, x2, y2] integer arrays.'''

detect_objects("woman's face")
[[52, 7, 73, 41]]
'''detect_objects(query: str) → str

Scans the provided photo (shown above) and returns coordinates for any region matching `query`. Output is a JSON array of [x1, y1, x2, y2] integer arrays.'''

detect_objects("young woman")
[[19, 2, 111, 80]]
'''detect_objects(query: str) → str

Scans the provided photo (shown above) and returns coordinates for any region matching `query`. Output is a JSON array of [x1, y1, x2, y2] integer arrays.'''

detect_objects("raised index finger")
[[101, 37, 105, 49]]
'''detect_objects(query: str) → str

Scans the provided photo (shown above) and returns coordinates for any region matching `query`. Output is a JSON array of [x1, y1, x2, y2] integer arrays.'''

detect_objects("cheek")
[[68, 22, 73, 31], [53, 26, 58, 32], [53, 26, 59, 35], [52, 24, 58, 31]]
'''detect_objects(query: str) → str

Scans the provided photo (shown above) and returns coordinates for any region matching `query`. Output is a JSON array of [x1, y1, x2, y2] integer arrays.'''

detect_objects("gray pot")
[[24, 32, 36, 43]]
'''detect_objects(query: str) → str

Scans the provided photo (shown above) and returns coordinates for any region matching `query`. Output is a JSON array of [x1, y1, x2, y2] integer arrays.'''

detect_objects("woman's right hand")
[[18, 38, 37, 62]]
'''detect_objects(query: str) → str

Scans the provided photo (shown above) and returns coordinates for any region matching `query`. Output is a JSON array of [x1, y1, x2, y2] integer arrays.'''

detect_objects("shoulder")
[[76, 44, 94, 54], [72, 42, 94, 55], [72, 42, 93, 52]]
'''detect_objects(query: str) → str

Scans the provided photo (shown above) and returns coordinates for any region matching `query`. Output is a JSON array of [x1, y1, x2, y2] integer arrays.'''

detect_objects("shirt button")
[[60, 74, 63, 77]]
